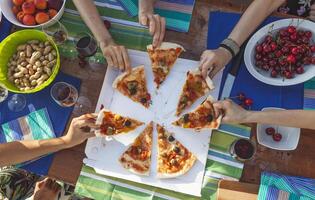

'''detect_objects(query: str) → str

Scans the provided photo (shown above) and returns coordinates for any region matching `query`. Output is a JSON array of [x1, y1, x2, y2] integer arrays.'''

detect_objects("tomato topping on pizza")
[[113, 65, 151, 108], [147, 42, 185, 88], [173, 96, 221, 130], [119, 122, 153, 175], [156, 124, 196, 178], [176, 69, 215, 116], [95, 109, 144, 136]]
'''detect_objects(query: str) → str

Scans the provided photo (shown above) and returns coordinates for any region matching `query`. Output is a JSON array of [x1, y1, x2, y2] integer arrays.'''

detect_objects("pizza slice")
[[176, 69, 215, 116], [156, 124, 197, 178], [147, 42, 185, 88], [172, 96, 221, 131], [95, 109, 144, 136], [119, 122, 153, 176], [113, 65, 151, 108]]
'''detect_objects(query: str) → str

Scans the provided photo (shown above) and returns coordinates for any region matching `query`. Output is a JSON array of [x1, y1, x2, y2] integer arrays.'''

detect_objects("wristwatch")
[[219, 38, 240, 57]]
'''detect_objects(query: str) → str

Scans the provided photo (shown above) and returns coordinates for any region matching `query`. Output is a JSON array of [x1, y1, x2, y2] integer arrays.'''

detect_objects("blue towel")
[[0, 15, 12, 42], [0, 72, 81, 175], [207, 11, 304, 110]]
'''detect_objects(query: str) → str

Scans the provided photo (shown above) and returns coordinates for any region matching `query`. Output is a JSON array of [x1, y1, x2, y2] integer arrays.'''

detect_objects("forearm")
[[228, 0, 285, 46], [139, 0, 155, 13], [72, 0, 113, 45], [243, 110, 315, 130], [0, 137, 69, 167]]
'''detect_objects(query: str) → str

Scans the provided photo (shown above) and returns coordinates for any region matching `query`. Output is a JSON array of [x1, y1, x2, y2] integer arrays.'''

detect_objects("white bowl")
[[257, 107, 300, 151], [244, 18, 315, 86], [0, 0, 66, 28]]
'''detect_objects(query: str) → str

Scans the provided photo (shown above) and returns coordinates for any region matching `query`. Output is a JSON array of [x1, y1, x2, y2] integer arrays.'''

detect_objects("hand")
[[62, 113, 99, 148], [308, 4, 315, 21], [199, 47, 232, 79], [100, 41, 131, 72], [33, 178, 61, 200], [213, 99, 250, 124], [139, 7, 165, 47]]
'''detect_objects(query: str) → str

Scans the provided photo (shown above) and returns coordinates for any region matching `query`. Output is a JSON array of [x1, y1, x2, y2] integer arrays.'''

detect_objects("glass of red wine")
[[0, 84, 8, 104], [50, 82, 78, 107], [229, 138, 256, 162], [42, 19, 68, 45], [73, 32, 98, 67]]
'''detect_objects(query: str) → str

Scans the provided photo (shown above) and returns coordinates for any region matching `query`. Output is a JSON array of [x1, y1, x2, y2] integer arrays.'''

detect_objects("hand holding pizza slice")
[[95, 109, 144, 136], [176, 69, 215, 116], [147, 42, 185, 88], [173, 96, 222, 131]]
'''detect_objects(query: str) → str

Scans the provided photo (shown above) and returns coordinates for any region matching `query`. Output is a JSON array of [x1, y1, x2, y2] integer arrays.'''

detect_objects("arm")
[[72, 0, 131, 71], [213, 100, 315, 130], [199, 0, 286, 78], [0, 114, 98, 167], [139, 0, 165, 47]]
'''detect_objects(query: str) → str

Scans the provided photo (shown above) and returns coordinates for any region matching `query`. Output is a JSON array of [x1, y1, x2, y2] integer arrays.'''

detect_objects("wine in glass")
[[42, 19, 68, 45], [74, 32, 98, 67], [229, 138, 256, 162], [0, 84, 8, 103], [50, 82, 78, 107]]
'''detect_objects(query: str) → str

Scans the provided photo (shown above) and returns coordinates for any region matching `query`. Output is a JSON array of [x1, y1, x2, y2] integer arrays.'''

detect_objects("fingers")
[[121, 47, 131, 72], [309, 10, 315, 21], [152, 15, 161, 48], [201, 59, 215, 79], [213, 101, 224, 119], [113, 46, 125, 71], [159, 17, 166, 46], [148, 15, 156, 36], [139, 15, 148, 26]]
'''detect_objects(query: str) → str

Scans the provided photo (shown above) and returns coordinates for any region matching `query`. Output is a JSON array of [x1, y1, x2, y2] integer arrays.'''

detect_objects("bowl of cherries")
[[257, 107, 300, 151], [244, 18, 315, 86]]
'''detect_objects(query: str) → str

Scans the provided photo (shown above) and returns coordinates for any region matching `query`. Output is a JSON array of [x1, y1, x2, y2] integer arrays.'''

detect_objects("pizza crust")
[[119, 154, 150, 176], [189, 69, 215, 90], [147, 42, 185, 51], [112, 65, 145, 89], [95, 108, 107, 137], [157, 155, 197, 179]]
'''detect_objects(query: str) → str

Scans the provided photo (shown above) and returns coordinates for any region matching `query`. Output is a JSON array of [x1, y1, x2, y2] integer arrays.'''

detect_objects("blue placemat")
[[0, 72, 81, 175], [0, 14, 12, 42], [207, 11, 304, 110]]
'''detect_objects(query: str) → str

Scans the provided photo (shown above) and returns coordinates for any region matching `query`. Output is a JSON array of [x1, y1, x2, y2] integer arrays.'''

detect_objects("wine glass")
[[42, 19, 68, 45], [0, 84, 8, 103], [73, 32, 98, 67], [50, 82, 78, 107], [8, 94, 26, 112], [229, 138, 256, 162]]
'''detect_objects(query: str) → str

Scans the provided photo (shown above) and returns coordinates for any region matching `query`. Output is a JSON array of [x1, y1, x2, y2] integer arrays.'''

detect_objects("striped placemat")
[[258, 172, 315, 200], [74, 124, 251, 200], [117, 0, 195, 32], [304, 78, 315, 110]]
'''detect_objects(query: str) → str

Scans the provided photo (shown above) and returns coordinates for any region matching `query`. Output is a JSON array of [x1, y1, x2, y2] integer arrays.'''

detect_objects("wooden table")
[[48, 0, 315, 187], [217, 180, 259, 200]]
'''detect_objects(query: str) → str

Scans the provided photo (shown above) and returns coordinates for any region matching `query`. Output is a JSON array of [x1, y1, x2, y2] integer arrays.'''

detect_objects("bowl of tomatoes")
[[244, 18, 315, 86], [0, 0, 65, 28]]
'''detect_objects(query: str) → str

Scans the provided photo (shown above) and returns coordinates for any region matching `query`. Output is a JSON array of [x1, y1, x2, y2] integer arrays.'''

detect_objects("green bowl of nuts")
[[0, 29, 60, 93]]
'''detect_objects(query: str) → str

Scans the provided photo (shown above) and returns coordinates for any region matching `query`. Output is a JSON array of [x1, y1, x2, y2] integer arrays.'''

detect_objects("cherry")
[[280, 29, 288, 36], [269, 60, 277, 67], [298, 30, 305, 36], [262, 64, 270, 71], [281, 46, 290, 53], [290, 34, 297, 41], [303, 57, 311, 65], [270, 42, 277, 51], [262, 57, 269, 63], [273, 133, 282, 142], [291, 47, 299, 55], [284, 71, 293, 79], [255, 54, 262, 60], [238, 92, 246, 101], [275, 50, 283, 58], [287, 54, 296, 64], [244, 98, 253, 107], [265, 35, 273, 42], [265, 127, 275, 136], [256, 45, 263, 53], [302, 37, 309, 44], [287, 26, 296, 34], [271, 70, 278, 77], [103, 20, 111, 29], [305, 31, 312, 38], [263, 44, 271, 53], [296, 66, 304, 74], [311, 45, 315, 53]]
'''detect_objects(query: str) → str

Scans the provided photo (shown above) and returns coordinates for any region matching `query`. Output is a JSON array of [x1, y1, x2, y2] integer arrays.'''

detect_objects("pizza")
[[119, 122, 153, 176], [147, 42, 185, 88], [172, 96, 221, 130], [95, 109, 144, 136], [176, 69, 215, 116], [156, 124, 197, 178], [113, 65, 151, 108]]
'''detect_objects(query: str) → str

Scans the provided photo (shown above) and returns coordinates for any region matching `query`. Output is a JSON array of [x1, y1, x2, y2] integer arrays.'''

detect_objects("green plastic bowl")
[[0, 29, 60, 93]]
